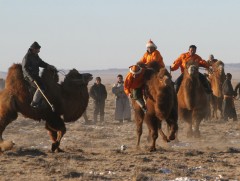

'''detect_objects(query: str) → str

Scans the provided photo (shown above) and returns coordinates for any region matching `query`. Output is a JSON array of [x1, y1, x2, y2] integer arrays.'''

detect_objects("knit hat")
[[146, 39, 157, 49], [129, 65, 142, 75], [30, 41, 41, 49]]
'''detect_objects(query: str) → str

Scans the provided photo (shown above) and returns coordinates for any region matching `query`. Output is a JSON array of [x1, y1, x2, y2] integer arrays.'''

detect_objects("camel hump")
[[5, 64, 25, 89]]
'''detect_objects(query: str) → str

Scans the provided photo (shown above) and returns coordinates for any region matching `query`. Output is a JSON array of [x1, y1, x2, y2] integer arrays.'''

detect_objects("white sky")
[[1, 0, 240, 71]]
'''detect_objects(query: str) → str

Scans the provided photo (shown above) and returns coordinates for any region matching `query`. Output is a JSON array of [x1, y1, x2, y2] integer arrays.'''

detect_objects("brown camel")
[[0, 64, 93, 152], [133, 61, 178, 152], [178, 60, 209, 138], [208, 60, 225, 119]]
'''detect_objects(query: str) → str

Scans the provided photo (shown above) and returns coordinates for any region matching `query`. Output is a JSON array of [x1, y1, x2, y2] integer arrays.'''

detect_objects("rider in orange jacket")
[[170, 45, 212, 93], [124, 65, 147, 113], [139, 39, 165, 68]]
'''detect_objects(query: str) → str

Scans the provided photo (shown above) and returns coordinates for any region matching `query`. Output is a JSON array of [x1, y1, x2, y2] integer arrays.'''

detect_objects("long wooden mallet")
[[33, 80, 55, 112]]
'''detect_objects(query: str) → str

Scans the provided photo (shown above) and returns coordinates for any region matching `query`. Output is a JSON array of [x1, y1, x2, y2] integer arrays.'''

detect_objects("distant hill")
[[0, 63, 239, 84]]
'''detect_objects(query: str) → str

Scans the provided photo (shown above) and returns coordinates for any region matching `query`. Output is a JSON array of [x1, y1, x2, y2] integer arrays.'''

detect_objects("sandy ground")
[[1, 81, 240, 181]]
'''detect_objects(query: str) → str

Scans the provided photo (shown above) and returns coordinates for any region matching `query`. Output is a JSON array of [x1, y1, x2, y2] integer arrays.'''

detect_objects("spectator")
[[112, 74, 131, 123], [89, 77, 107, 123], [222, 73, 237, 121]]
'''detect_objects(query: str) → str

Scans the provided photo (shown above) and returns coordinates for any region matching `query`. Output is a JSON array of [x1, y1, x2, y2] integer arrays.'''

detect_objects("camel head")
[[63, 69, 93, 86], [211, 60, 225, 75], [185, 60, 199, 78], [157, 68, 172, 86]]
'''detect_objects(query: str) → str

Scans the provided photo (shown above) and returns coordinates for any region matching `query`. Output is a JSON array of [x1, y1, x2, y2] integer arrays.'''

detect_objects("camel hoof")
[[149, 147, 156, 152], [0, 140, 14, 152], [168, 134, 176, 141], [56, 148, 64, 153], [51, 142, 60, 152]]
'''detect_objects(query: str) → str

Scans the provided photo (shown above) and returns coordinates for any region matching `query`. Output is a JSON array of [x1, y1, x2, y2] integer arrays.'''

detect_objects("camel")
[[133, 61, 178, 152], [235, 82, 240, 99], [208, 60, 225, 119], [178, 60, 209, 138], [0, 64, 93, 152]]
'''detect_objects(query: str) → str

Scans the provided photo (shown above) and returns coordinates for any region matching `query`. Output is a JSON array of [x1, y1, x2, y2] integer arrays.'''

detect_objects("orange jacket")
[[171, 52, 209, 73], [124, 68, 146, 96], [140, 50, 165, 68]]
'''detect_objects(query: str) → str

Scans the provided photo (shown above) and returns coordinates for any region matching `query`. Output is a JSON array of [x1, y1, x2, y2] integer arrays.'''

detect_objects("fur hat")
[[129, 65, 142, 75], [30, 41, 41, 49], [146, 39, 157, 49]]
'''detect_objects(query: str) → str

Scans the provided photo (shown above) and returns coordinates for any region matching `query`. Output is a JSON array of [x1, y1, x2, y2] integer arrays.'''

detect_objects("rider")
[[139, 39, 165, 68], [206, 54, 218, 75], [170, 45, 212, 94], [124, 65, 147, 113], [22, 41, 56, 108]]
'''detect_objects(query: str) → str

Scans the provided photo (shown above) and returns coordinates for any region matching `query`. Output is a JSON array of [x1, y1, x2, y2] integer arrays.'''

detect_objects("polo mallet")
[[33, 80, 55, 112]]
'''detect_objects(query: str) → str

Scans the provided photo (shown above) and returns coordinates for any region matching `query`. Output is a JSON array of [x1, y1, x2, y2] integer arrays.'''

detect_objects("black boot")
[[136, 99, 147, 113]]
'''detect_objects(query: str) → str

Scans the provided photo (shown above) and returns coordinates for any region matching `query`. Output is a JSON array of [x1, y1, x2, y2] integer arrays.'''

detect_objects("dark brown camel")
[[235, 82, 240, 99], [133, 61, 178, 152], [0, 64, 92, 152], [178, 60, 209, 138], [208, 60, 225, 119]]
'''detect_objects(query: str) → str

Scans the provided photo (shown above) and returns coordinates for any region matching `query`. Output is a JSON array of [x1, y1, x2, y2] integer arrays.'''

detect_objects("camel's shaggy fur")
[[208, 60, 225, 119], [178, 60, 209, 138], [133, 61, 178, 151], [0, 64, 92, 152]]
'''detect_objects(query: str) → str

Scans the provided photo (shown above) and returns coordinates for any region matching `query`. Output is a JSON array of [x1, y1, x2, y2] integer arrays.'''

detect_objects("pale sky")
[[1, 0, 240, 72]]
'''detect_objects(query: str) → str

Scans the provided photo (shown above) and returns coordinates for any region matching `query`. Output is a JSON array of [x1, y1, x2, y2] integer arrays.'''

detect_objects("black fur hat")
[[30, 41, 41, 49]]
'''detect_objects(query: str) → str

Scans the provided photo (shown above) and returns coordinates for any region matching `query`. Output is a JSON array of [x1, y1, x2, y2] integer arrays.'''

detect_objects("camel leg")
[[135, 110, 144, 148], [45, 114, 66, 153], [144, 114, 158, 152], [166, 119, 178, 141], [0, 109, 18, 152], [157, 121, 169, 143], [166, 107, 178, 141], [193, 118, 201, 138], [149, 121, 158, 152], [181, 110, 193, 138]]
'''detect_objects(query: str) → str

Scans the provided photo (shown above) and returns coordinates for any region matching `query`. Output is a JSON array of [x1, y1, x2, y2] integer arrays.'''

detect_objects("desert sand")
[[0, 67, 240, 181]]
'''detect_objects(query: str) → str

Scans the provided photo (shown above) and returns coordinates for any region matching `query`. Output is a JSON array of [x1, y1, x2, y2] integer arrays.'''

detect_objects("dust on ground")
[[1, 83, 240, 181]]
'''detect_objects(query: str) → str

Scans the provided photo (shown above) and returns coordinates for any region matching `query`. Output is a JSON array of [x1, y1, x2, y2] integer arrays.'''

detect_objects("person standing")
[[112, 74, 131, 123], [89, 77, 107, 123], [222, 73, 237, 121]]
